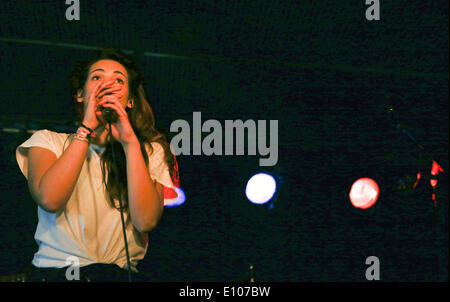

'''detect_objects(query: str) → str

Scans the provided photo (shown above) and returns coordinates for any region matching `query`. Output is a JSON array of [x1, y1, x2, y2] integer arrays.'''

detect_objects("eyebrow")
[[90, 68, 127, 79]]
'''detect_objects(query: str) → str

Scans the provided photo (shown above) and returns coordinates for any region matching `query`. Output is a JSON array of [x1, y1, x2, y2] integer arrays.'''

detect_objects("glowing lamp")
[[349, 178, 380, 209], [245, 173, 277, 205], [165, 187, 186, 207]]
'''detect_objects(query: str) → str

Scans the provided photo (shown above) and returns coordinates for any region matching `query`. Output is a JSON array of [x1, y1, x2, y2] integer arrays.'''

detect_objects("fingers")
[[98, 98, 127, 117], [97, 85, 122, 99], [95, 109, 106, 124], [98, 94, 122, 105], [99, 98, 125, 113], [92, 79, 104, 100]]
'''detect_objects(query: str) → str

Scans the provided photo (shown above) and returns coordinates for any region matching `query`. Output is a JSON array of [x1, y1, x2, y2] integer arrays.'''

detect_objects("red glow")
[[430, 161, 443, 188], [163, 155, 180, 200], [349, 178, 380, 209], [431, 161, 443, 176], [430, 179, 438, 188], [413, 172, 421, 189]]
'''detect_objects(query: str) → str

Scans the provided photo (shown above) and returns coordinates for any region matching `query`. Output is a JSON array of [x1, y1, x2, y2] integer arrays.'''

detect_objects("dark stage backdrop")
[[0, 1, 448, 281]]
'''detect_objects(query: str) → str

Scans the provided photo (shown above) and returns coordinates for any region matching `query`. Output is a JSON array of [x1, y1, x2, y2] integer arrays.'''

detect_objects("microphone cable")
[[106, 121, 132, 282]]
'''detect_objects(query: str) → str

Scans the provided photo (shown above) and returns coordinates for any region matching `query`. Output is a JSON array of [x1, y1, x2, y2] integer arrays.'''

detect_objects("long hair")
[[68, 48, 177, 211]]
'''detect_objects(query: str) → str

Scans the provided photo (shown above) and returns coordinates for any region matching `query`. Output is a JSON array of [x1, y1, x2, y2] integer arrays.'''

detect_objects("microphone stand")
[[387, 106, 447, 281], [387, 107, 445, 208], [106, 119, 132, 282]]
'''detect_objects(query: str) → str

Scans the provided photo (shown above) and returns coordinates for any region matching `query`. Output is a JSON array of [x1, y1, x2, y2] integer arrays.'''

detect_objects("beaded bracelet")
[[79, 123, 94, 134], [74, 127, 90, 143]]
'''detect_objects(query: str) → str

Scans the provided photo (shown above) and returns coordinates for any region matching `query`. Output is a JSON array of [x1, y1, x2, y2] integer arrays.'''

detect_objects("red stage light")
[[349, 178, 380, 209]]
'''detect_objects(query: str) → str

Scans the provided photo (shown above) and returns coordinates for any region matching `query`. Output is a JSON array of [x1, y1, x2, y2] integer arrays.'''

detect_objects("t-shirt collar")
[[90, 143, 106, 156]]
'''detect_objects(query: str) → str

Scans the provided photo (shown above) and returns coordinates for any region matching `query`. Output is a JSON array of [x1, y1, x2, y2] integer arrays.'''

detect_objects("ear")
[[127, 98, 134, 108], [76, 89, 84, 103]]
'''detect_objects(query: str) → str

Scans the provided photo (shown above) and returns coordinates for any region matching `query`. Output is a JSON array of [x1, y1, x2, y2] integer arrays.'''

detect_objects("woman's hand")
[[81, 80, 122, 131], [80, 79, 103, 130], [97, 96, 138, 146]]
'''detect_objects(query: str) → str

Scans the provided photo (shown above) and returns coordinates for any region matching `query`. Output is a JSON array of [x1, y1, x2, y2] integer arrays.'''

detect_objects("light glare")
[[165, 187, 186, 207], [349, 178, 380, 209], [246, 173, 277, 204]]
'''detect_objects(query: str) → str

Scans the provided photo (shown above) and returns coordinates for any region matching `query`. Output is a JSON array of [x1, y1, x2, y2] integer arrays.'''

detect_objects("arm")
[[27, 76, 112, 212], [27, 138, 90, 213], [123, 140, 164, 233]]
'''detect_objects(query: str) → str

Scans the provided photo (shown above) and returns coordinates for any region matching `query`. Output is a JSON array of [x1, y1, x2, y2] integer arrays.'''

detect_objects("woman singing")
[[15, 48, 179, 282]]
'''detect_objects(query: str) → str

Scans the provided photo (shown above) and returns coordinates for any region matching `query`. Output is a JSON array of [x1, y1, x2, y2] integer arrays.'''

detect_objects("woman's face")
[[79, 59, 132, 110]]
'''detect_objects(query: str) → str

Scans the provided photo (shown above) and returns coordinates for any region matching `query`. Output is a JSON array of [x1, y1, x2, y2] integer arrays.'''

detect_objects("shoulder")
[[17, 129, 69, 146], [31, 129, 71, 140], [145, 141, 170, 175], [16, 129, 71, 177], [23, 129, 72, 154], [144, 141, 176, 193], [145, 141, 165, 158]]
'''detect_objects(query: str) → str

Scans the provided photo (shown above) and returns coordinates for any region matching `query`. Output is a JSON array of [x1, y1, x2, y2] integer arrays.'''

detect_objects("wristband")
[[74, 135, 89, 143], [80, 123, 94, 134], [75, 127, 90, 143]]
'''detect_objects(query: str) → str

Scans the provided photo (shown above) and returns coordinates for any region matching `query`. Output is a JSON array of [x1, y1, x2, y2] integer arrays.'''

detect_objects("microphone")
[[101, 107, 118, 123], [98, 89, 119, 123]]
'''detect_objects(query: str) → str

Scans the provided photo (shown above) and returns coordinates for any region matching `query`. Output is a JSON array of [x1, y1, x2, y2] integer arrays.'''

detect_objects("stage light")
[[165, 187, 186, 207], [349, 178, 380, 209], [245, 173, 277, 205]]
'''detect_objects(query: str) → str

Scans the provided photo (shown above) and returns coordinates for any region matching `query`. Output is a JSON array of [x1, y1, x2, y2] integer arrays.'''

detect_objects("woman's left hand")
[[97, 96, 138, 146]]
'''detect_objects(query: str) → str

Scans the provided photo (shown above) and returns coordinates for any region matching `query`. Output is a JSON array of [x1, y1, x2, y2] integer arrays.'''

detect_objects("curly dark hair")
[[67, 48, 178, 211]]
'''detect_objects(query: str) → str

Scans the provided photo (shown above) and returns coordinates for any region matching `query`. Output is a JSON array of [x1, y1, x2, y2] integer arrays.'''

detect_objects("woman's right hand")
[[81, 80, 121, 130]]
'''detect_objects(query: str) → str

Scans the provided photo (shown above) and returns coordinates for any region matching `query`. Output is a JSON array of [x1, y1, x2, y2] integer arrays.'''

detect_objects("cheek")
[[121, 86, 130, 101], [83, 83, 96, 97]]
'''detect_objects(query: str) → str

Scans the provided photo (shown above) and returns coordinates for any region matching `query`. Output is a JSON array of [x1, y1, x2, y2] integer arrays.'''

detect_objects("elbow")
[[134, 214, 162, 233], [42, 203, 63, 213], [30, 182, 65, 213], [133, 197, 164, 233], [41, 200, 64, 213], [135, 220, 158, 233], [39, 194, 65, 213]]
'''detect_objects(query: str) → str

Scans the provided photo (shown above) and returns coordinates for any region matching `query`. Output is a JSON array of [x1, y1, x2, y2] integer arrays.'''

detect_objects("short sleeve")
[[16, 130, 59, 180], [146, 142, 179, 206]]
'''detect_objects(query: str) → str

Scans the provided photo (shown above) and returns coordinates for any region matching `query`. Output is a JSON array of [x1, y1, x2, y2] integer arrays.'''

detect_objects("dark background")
[[0, 1, 448, 281]]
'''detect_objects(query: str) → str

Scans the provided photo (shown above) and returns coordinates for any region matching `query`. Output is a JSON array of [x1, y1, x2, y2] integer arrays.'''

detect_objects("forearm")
[[124, 141, 163, 233], [39, 138, 89, 212]]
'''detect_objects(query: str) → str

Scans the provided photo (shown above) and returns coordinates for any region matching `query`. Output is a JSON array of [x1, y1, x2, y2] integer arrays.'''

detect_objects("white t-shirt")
[[16, 129, 177, 271]]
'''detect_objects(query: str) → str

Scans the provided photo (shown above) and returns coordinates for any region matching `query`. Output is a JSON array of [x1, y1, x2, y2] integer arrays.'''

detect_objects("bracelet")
[[80, 123, 94, 134], [74, 135, 89, 143], [77, 127, 90, 137], [74, 127, 90, 143]]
